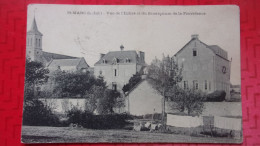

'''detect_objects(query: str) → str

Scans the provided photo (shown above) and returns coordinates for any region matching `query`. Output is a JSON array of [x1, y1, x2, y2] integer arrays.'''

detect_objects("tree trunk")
[[162, 88, 166, 130]]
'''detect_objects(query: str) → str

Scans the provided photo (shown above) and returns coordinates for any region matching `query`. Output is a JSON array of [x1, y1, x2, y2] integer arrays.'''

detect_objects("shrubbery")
[[122, 73, 142, 93], [23, 99, 60, 126], [66, 108, 131, 129], [206, 90, 226, 102]]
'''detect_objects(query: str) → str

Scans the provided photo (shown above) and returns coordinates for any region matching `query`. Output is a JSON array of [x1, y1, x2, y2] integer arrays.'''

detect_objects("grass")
[[21, 126, 242, 143]]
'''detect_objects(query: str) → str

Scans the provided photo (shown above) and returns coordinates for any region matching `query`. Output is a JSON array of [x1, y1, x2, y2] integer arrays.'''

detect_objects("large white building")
[[174, 34, 231, 99], [94, 46, 146, 92]]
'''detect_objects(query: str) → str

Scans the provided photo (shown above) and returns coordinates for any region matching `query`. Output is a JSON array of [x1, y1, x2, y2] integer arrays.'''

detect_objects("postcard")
[[22, 4, 242, 143]]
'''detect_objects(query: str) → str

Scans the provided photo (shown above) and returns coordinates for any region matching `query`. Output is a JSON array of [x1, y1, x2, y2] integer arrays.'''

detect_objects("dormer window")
[[113, 58, 119, 64], [102, 59, 106, 64], [125, 58, 130, 63]]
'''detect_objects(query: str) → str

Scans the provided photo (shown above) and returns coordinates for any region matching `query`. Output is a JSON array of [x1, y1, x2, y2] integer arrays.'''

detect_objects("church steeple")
[[26, 17, 43, 62], [27, 16, 42, 36]]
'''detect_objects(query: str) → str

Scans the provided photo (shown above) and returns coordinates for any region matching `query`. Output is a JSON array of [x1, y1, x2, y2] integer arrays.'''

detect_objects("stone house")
[[94, 46, 146, 92], [174, 34, 231, 99]]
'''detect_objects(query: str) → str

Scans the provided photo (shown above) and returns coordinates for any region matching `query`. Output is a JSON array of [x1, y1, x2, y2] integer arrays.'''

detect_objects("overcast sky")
[[27, 4, 240, 84]]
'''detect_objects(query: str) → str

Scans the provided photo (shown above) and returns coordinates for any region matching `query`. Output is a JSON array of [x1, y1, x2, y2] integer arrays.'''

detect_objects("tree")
[[23, 99, 60, 126], [168, 86, 206, 115], [53, 71, 96, 98], [96, 89, 120, 114], [24, 59, 49, 100], [25, 59, 49, 86], [122, 73, 142, 93], [85, 85, 105, 113], [147, 55, 182, 126], [23, 59, 59, 126]]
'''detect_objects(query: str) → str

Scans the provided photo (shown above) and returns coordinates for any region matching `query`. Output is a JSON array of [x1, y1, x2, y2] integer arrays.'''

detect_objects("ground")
[[21, 126, 242, 143]]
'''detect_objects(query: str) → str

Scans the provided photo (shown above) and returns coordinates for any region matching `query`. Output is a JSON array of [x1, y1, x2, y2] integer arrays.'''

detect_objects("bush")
[[122, 73, 142, 93], [66, 108, 130, 129], [206, 90, 226, 102], [23, 99, 60, 126], [66, 107, 93, 127]]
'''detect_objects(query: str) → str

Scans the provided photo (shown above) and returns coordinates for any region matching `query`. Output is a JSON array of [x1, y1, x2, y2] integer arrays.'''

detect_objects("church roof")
[[42, 51, 78, 62], [27, 17, 43, 36], [94, 50, 140, 65], [47, 58, 85, 68]]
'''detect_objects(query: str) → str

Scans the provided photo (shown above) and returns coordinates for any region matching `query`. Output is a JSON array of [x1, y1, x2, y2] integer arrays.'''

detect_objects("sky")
[[27, 4, 240, 84]]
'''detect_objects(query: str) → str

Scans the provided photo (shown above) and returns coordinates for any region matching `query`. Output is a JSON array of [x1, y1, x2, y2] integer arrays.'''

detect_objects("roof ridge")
[[125, 79, 145, 96]]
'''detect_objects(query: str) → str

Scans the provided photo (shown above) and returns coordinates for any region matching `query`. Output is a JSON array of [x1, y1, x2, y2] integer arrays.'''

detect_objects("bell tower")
[[26, 17, 43, 62]]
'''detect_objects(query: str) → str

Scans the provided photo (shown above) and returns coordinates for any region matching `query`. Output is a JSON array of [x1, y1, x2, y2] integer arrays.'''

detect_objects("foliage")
[[206, 90, 226, 102], [85, 85, 104, 113], [66, 107, 93, 127], [168, 86, 206, 115], [96, 89, 121, 114], [53, 71, 96, 97], [25, 59, 49, 86], [66, 108, 130, 129], [147, 55, 182, 95], [24, 59, 49, 100], [23, 99, 60, 126], [122, 73, 142, 93]]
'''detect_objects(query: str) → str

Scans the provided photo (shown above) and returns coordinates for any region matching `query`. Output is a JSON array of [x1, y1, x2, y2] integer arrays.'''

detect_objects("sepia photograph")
[[21, 4, 242, 143]]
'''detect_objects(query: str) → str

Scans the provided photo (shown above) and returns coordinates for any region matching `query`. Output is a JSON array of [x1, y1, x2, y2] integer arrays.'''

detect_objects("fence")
[[166, 114, 242, 138]]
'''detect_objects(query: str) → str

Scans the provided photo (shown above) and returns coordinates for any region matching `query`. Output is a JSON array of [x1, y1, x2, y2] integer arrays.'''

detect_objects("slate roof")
[[174, 37, 229, 61], [47, 58, 83, 68], [95, 50, 140, 65], [42, 51, 78, 62], [27, 17, 43, 36]]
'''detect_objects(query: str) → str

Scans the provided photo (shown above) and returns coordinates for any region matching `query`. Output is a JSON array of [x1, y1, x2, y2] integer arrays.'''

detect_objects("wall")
[[214, 55, 231, 99], [39, 98, 86, 114], [94, 63, 137, 91], [176, 39, 216, 94], [166, 102, 242, 117], [126, 80, 163, 115]]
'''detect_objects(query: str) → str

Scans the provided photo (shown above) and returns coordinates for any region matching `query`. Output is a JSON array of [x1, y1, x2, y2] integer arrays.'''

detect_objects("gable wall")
[[175, 39, 216, 93]]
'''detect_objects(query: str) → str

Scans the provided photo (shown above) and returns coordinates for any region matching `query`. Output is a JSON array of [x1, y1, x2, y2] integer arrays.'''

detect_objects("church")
[[174, 34, 231, 100], [26, 17, 89, 72]]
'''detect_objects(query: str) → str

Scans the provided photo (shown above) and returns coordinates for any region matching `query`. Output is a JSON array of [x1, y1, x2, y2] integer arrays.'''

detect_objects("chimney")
[[100, 53, 105, 59], [120, 45, 124, 51], [191, 34, 199, 39], [138, 51, 145, 63]]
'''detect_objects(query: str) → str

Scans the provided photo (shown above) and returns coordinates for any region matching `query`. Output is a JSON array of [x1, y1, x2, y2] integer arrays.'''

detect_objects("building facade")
[[94, 46, 146, 92], [174, 34, 231, 99]]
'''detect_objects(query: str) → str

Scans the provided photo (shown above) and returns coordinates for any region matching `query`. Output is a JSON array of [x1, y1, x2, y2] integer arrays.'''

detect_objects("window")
[[102, 59, 106, 64], [112, 82, 117, 91], [125, 58, 130, 63], [193, 50, 197, 56], [39, 39, 41, 47], [99, 70, 102, 75], [205, 80, 207, 90], [113, 58, 118, 64], [193, 80, 199, 90], [114, 69, 117, 76], [183, 81, 188, 89], [209, 81, 211, 91]]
